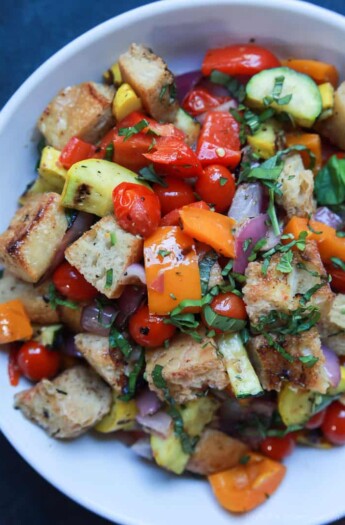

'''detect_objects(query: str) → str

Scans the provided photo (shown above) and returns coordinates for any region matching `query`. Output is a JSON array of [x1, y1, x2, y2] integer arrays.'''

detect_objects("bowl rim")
[[1, 1, 345, 524]]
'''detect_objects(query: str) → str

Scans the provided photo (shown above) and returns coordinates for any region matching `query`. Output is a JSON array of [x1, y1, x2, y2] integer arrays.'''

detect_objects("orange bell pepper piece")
[[144, 226, 202, 315], [160, 201, 211, 227], [282, 58, 339, 87], [285, 132, 322, 173], [208, 453, 286, 513], [179, 207, 236, 258], [0, 300, 33, 344], [284, 217, 345, 263]]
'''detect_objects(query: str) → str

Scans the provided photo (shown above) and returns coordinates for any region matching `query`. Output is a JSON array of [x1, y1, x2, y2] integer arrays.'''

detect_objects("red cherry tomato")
[[113, 182, 161, 238], [326, 264, 345, 294], [182, 88, 230, 117], [202, 292, 247, 332], [153, 177, 195, 215], [53, 261, 98, 301], [17, 341, 61, 382], [195, 164, 236, 213], [306, 409, 326, 430], [202, 44, 280, 77], [260, 435, 295, 461], [129, 305, 176, 348], [322, 401, 345, 445]]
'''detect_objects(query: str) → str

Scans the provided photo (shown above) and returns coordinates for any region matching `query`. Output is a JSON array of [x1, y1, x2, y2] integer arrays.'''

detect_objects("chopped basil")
[[296, 262, 320, 278], [267, 424, 303, 437], [239, 454, 251, 465], [47, 284, 78, 310], [202, 305, 247, 333], [263, 76, 293, 107], [276, 250, 293, 273], [158, 249, 171, 258], [299, 355, 319, 367], [118, 119, 149, 141], [315, 155, 345, 205], [199, 251, 218, 295], [254, 304, 321, 339], [65, 209, 78, 230], [267, 186, 281, 236], [105, 268, 113, 289], [219, 176, 228, 186], [210, 70, 246, 102], [104, 142, 114, 161], [299, 281, 327, 306], [159, 82, 177, 104], [119, 349, 145, 401], [110, 232, 117, 246], [330, 257, 345, 272], [137, 164, 168, 187], [336, 231, 345, 238], [109, 327, 133, 359], [263, 332, 294, 362], [164, 313, 201, 342], [243, 238, 252, 253]]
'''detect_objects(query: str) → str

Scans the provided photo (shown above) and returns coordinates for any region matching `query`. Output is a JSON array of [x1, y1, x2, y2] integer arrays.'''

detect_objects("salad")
[[1, 41, 345, 514]]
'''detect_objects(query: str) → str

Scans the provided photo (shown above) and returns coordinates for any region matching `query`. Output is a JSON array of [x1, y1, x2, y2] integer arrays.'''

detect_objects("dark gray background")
[[0, 0, 344, 524]]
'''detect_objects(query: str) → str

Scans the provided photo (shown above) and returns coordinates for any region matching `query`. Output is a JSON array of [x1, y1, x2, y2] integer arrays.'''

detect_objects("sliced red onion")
[[228, 183, 264, 222], [131, 437, 153, 461], [196, 100, 238, 125], [81, 303, 118, 336], [136, 389, 162, 417], [321, 344, 341, 388], [122, 263, 146, 285], [61, 334, 83, 358], [262, 225, 282, 251], [136, 411, 172, 438], [313, 207, 343, 230], [233, 214, 268, 274], [175, 70, 202, 103], [198, 77, 231, 98], [114, 285, 147, 330]]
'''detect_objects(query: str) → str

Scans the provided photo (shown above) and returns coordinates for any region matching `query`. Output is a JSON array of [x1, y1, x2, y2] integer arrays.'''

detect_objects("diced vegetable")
[[104, 62, 123, 87], [59, 137, 96, 170], [95, 394, 137, 433], [217, 333, 263, 398], [38, 146, 67, 192], [19, 177, 53, 205], [247, 121, 277, 160], [144, 136, 203, 179], [281, 58, 339, 88], [0, 300, 33, 344], [179, 207, 236, 258], [144, 226, 202, 315], [246, 67, 322, 128], [318, 82, 335, 120], [112, 83, 142, 121], [285, 132, 322, 172], [278, 384, 315, 426], [60, 159, 148, 216], [173, 108, 201, 146], [151, 432, 190, 475], [208, 453, 286, 513], [181, 397, 219, 437], [33, 324, 63, 348]]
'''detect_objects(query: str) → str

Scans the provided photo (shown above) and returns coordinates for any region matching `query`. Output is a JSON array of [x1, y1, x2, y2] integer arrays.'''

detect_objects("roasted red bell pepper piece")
[[144, 136, 203, 178], [118, 111, 184, 139], [182, 88, 230, 117], [196, 111, 241, 169], [160, 201, 211, 227], [59, 137, 96, 169]]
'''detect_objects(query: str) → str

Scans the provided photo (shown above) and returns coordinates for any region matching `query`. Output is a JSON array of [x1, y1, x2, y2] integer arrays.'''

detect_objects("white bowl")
[[1, 1, 345, 524]]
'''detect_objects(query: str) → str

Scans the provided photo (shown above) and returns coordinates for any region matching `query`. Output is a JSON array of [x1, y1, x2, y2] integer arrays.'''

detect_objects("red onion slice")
[[196, 99, 238, 124], [114, 285, 147, 330], [228, 183, 264, 222], [233, 214, 268, 274], [131, 437, 153, 460], [313, 207, 343, 230], [321, 344, 341, 388], [122, 263, 146, 285], [81, 303, 118, 336], [136, 389, 162, 417], [136, 411, 173, 438], [61, 334, 83, 358], [175, 70, 202, 103]]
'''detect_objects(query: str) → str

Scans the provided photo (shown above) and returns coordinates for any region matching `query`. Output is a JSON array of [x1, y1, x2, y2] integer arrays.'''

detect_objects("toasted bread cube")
[[243, 241, 334, 324], [74, 333, 125, 392], [14, 366, 112, 439], [328, 294, 345, 330], [119, 44, 179, 122], [145, 332, 229, 404], [318, 294, 345, 355], [0, 193, 68, 283], [65, 216, 143, 299], [37, 82, 115, 150], [277, 154, 316, 218], [248, 328, 329, 393], [187, 429, 248, 475], [0, 271, 59, 324]]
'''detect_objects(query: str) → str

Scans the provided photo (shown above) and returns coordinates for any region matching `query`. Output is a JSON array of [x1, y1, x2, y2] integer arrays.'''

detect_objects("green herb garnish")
[[137, 164, 167, 187], [118, 119, 149, 141], [48, 284, 78, 310], [109, 327, 133, 359], [105, 268, 113, 289]]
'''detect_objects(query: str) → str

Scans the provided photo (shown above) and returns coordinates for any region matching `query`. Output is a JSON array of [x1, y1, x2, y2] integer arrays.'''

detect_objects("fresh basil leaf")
[[137, 164, 168, 187], [119, 349, 145, 401], [118, 119, 149, 141], [109, 327, 133, 359], [202, 305, 247, 332], [105, 268, 113, 289], [299, 355, 319, 367], [104, 142, 114, 161], [210, 70, 246, 102], [330, 257, 345, 272], [65, 209, 78, 230], [315, 155, 345, 205], [47, 284, 78, 310], [276, 251, 293, 273]]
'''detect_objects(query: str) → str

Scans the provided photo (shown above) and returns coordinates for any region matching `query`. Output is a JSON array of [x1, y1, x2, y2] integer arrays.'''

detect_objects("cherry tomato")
[[153, 177, 195, 215], [113, 182, 161, 238], [17, 341, 61, 382], [202, 292, 247, 332], [305, 409, 326, 430], [128, 305, 176, 348], [182, 88, 230, 117], [195, 164, 236, 213], [326, 264, 345, 294], [202, 44, 280, 77], [260, 435, 295, 461], [53, 261, 98, 301], [322, 401, 345, 445]]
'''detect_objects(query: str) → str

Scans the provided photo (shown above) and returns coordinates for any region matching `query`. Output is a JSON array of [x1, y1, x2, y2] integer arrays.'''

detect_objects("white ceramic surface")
[[1, 1, 345, 524]]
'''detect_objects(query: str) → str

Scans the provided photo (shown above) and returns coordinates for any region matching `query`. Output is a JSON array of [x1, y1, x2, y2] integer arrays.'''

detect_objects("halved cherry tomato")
[[160, 201, 210, 227], [196, 112, 241, 169], [59, 137, 96, 169], [195, 164, 236, 212], [260, 435, 295, 461], [129, 304, 176, 348], [153, 177, 195, 215], [182, 88, 230, 117], [202, 44, 280, 77], [326, 264, 345, 294], [113, 182, 161, 238], [53, 261, 98, 301], [322, 401, 345, 445], [202, 292, 247, 332], [17, 341, 61, 382], [306, 409, 326, 430], [144, 136, 203, 179]]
